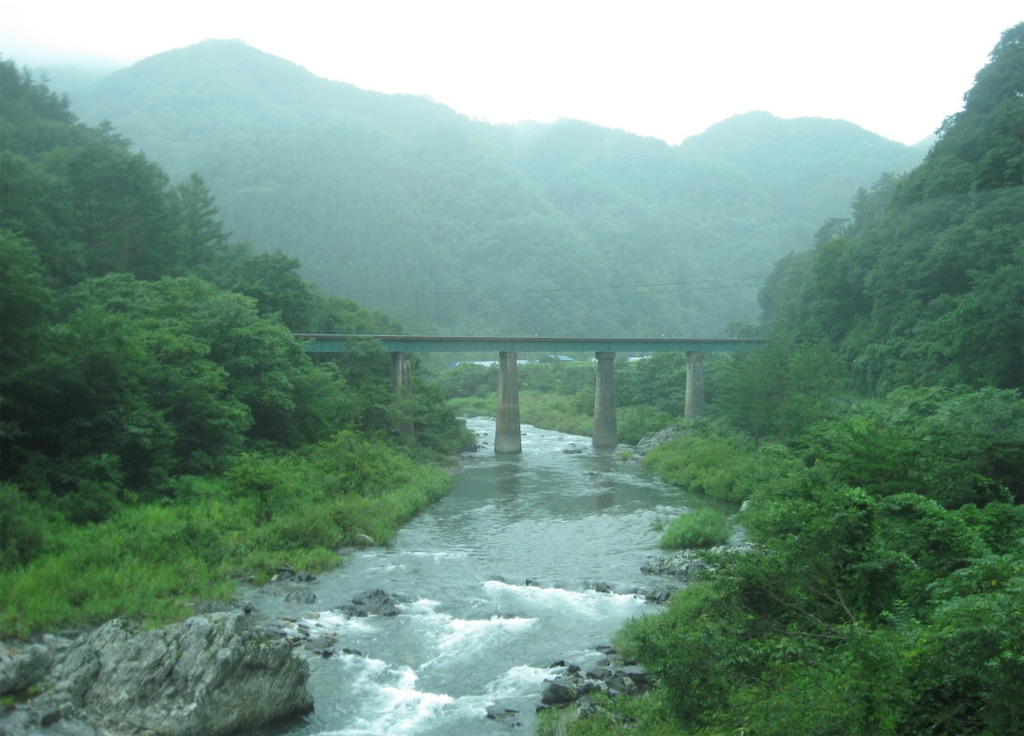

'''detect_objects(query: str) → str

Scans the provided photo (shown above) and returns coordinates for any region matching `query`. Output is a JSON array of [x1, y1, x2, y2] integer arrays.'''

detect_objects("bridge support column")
[[391, 351, 415, 437], [684, 352, 705, 419], [593, 351, 618, 448], [495, 351, 521, 453]]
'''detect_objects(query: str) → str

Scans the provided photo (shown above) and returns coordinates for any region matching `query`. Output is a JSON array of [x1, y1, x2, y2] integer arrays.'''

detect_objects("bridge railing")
[[293, 334, 763, 354]]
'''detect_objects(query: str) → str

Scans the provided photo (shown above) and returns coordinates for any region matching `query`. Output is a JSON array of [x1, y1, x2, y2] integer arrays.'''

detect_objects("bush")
[[659, 508, 731, 549], [520, 393, 593, 436], [0, 433, 452, 639], [644, 431, 755, 502], [617, 405, 674, 445], [0, 483, 47, 570]]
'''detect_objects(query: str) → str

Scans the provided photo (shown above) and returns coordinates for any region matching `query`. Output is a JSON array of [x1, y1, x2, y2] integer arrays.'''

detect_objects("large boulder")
[[634, 426, 680, 455], [42, 611, 312, 736]]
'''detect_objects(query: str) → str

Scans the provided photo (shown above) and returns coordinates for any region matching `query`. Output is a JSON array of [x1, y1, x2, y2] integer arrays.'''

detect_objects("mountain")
[[60, 40, 925, 337], [679, 111, 925, 237]]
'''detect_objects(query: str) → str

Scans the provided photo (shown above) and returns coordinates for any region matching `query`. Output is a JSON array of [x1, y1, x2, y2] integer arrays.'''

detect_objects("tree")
[[171, 172, 231, 274], [222, 250, 315, 331]]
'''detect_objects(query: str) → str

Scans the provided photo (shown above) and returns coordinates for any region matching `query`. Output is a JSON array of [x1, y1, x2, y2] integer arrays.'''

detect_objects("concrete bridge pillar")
[[684, 351, 705, 419], [391, 351, 415, 437], [495, 351, 522, 453], [593, 351, 618, 448]]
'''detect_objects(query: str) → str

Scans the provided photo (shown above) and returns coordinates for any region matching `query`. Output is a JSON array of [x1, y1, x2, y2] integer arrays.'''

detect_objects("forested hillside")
[[538, 23, 1024, 736], [63, 39, 924, 337], [759, 23, 1023, 394], [0, 59, 471, 637]]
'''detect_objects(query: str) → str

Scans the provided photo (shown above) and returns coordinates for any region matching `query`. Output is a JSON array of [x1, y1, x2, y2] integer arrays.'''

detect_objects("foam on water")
[[434, 614, 536, 655], [287, 610, 379, 638], [323, 663, 454, 736], [483, 579, 647, 618], [485, 663, 553, 695]]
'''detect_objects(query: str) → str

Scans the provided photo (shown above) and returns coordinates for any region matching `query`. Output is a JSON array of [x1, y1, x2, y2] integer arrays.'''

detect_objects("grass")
[[643, 432, 756, 502], [0, 434, 452, 639], [659, 508, 732, 549]]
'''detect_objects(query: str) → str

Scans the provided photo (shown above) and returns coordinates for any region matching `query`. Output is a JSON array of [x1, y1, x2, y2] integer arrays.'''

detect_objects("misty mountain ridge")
[[55, 39, 926, 336]]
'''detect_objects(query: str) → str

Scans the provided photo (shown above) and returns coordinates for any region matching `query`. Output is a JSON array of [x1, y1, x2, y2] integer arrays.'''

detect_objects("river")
[[252, 417, 732, 735]]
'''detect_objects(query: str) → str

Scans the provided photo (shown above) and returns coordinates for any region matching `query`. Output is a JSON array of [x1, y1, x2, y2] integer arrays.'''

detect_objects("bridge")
[[295, 335, 763, 453]]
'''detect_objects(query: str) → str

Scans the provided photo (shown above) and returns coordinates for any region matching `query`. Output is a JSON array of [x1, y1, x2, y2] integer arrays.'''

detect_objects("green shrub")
[[644, 431, 755, 502], [0, 483, 47, 570], [520, 393, 592, 436], [617, 405, 674, 445], [446, 396, 494, 416], [659, 508, 731, 549]]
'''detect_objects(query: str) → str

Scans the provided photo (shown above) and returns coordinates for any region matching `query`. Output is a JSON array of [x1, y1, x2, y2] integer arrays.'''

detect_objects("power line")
[[341, 273, 771, 297]]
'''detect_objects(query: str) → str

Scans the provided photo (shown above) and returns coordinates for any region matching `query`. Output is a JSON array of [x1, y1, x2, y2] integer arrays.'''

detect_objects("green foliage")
[[760, 24, 1024, 394], [438, 362, 498, 399], [0, 434, 452, 638], [0, 61, 471, 639], [903, 555, 1024, 734], [407, 378, 478, 456], [617, 385, 1024, 734], [616, 355, 687, 415], [616, 405, 674, 445], [659, 508, 731, 549], [643, 430, 755, 502], [218, 250, 314, 330], [711, 330, 848, 442], [804, 385, 1024, 507], [520, 393, 594, 437], [445, 395, 494, 417], [519, 361, 595, 396], [536, 690, 679, 736], [0, 484, 48, 570]]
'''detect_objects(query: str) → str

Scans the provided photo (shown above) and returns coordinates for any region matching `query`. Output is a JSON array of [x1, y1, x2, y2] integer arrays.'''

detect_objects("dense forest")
[[59, 39, 925, 338], [0, 58, 473, 637]]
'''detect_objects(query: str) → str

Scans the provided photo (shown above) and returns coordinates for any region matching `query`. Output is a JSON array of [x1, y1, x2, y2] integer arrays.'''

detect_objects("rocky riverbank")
[[0, 610, 312, 736], [1, 552, 710, 736]]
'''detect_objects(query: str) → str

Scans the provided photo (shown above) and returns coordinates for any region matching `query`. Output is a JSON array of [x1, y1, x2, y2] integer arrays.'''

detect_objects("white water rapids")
[[249, 418, 731, 735]]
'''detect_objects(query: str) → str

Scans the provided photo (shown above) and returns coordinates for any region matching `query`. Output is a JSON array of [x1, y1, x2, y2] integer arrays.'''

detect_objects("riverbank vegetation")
[[0, 60, 472, 639], [542, 24, 1024, 735], [657, 508, 731, 550]]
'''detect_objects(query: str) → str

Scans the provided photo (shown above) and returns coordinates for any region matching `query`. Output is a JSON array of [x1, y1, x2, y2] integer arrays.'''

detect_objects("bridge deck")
[[295, 334, 763, 354]]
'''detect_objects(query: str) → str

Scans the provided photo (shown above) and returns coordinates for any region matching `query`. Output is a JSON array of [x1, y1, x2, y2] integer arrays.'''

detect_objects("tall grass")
[[643, 432, 756, 502], [0, 434, 451, 639], [659, 508, 732, 549]]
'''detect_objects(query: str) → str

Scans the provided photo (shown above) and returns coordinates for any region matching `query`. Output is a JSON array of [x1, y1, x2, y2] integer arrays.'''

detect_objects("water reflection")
[[495, 462, 521, 520]]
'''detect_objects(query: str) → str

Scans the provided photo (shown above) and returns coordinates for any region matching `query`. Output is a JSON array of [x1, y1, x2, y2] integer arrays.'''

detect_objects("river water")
[[252, 418, 730, 736]]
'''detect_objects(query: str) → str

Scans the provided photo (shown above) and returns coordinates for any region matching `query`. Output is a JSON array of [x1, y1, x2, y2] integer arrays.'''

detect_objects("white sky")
[[1, 1, 1020, 145]]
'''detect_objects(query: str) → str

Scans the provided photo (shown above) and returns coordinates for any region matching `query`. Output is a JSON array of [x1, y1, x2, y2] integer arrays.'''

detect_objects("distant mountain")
[[679, 111, 926, 236], [72, 39, 465, 179], [58, 40, 926, 336]]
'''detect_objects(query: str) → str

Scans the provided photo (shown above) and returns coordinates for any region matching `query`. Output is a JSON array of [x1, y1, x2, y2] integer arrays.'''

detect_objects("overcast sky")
[[1, 1, 1020, 145]]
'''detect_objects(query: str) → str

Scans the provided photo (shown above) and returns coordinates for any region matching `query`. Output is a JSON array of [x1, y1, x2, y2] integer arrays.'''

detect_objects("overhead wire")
[[340, 273, 772, 297]]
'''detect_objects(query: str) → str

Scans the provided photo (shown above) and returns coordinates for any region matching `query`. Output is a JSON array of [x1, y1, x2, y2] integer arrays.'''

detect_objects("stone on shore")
[[10, 610, 313, 736]]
